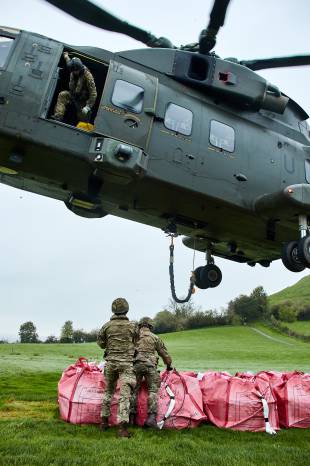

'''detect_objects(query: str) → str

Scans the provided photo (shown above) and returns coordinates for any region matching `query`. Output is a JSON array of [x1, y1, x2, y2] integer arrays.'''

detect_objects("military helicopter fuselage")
[[0, 25, 310, 286]]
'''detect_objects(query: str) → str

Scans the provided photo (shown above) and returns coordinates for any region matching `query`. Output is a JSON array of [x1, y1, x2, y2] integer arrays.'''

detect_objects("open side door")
[[94, 60, 158, 149]]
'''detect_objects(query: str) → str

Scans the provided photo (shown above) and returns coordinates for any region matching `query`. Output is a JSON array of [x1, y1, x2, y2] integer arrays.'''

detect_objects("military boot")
[[144, 413, 158, 428], [117, 422, 131, 438], [129, 413, 136, 426], [100, 416, 109, 431]]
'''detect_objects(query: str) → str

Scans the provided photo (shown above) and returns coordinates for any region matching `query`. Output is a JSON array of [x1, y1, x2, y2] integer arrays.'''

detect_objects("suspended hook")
[[168, 233, 195, 303]]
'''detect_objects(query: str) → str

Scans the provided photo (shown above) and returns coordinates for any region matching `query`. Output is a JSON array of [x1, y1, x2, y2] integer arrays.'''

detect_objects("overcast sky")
[[1, 0, 310, 340]]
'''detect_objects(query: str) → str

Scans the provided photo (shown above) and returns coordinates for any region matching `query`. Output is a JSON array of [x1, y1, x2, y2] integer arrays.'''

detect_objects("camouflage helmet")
[[139, 316, 154, 329], [111, 297, 129, 315], [68, 57, 84, 72]]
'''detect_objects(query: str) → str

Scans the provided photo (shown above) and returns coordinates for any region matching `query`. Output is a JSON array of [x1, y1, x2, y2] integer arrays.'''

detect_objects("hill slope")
[[268, 274, 310, 308]]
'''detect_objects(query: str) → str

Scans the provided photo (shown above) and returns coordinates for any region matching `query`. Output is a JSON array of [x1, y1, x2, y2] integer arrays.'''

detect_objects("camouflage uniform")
[[53, 55, 97, 122], [97, 301, 138, 425], [131, 322, 172, 417]]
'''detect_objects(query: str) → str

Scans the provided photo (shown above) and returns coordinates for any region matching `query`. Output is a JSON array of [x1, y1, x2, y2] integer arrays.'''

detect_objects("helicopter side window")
[[164, 103, 193, 136], [305, 160, 310, 184], [209, 120, 235, 153], [0, 36, 14, 69], [111, 80, 144, 113]]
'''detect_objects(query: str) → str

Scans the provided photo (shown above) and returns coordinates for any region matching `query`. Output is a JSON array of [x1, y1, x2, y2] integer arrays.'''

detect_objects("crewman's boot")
[[117, 422, 131, 438], [50, 114, 63, 122], [100, 416, 109, 431], [144, 413, 158, 428]]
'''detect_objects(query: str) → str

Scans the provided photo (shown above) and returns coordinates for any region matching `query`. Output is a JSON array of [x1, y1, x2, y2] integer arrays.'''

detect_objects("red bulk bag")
[[155, 370, 207, 429], [254, 371, 284, 388], [200, 371, 279, 433], [136, 370, 206, 428], [58, 358, 119, 425], [273, 371, 310, 428], [58, 361, 206, 429]]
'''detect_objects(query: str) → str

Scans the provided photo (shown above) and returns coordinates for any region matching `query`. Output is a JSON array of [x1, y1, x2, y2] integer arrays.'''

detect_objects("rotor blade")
[[240, 55, 310, 71], [45, 0, 174, 48], [199, 0, 231, 54], [209, 0, 231, 30]]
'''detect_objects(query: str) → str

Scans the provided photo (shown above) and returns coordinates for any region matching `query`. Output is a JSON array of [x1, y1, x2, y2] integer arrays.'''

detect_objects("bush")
[[44, 335, 58, 343], [267, 316, 310, 342], [153, 310, 177, 333], [153, 301, 229, 333], [227, 286, 268, 324], [277, 301, 297, 322], [297, 305, 310, 321]]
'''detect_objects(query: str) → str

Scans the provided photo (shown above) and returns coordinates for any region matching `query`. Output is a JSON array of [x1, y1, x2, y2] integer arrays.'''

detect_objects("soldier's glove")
[[82, 105, 91, 115], [166, 365, 173, 371]]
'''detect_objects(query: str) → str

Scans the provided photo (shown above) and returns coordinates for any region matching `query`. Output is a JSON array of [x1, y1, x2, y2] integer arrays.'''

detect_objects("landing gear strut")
[[194, 250, 222, 290], [282, 215, 310, 272]]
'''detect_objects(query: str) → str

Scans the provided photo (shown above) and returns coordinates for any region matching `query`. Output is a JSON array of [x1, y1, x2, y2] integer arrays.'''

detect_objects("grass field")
[[268, 274, 310, 308], [1, 325, 310, 465], [285, 320, 310, 336]]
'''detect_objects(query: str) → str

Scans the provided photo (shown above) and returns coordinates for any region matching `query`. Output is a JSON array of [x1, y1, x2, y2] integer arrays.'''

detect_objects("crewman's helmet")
[[139, 317, 154, 329], [112, 298, 129, 315], [68, 57, 84, 73]]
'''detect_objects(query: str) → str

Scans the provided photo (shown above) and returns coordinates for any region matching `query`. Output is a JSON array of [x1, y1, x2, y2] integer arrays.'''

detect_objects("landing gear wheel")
[[282, 241, 305, 272], [193, 266, 208, 289], [297, 236, 310, 268], [201, 264, 222, 288]]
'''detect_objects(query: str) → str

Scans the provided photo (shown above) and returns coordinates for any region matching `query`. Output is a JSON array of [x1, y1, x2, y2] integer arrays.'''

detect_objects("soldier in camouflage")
[[97, 298, 138, 438], [52, 52, 97, 123], [130, 316, 172, 428]]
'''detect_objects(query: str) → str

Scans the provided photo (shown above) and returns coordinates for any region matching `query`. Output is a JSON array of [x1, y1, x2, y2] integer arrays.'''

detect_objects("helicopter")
[[0, 0, 310, 303]]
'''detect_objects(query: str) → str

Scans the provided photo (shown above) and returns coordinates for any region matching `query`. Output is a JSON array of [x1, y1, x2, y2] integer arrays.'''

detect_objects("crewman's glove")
[[82, 105, 91, 115], [166, 365, 173, 371]]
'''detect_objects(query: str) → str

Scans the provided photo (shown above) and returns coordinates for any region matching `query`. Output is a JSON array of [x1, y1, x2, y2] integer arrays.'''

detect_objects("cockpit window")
[[164, 103, 193, 136], [209, 120, 235, 152], [111, 80, 144, 113], [0, 36, 14, 68], [305, 159, 310, 183]]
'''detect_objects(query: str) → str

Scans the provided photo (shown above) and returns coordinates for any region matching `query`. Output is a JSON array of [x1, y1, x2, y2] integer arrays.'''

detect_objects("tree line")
[[15, 285, 310, 343], [153, 286, 269, 333], [18, 320, 99, 344]]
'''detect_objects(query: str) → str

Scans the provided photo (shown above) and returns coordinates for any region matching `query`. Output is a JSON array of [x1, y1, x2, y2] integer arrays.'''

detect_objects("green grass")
[[285, 320, 310, 336], [268, 274, 310, 308], [1, 326, 310, 465]]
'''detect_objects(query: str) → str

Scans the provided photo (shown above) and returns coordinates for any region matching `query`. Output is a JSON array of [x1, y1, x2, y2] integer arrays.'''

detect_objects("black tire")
[[281, 241, 305, 272], [193, 266, 209, 289], [200, 264, 222, 288], [297, 236, 310, 268]]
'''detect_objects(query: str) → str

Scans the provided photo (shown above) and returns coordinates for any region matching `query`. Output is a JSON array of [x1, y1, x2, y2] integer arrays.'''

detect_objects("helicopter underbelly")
[[0, 159, 301, 265], [0, 129, 308, 265]]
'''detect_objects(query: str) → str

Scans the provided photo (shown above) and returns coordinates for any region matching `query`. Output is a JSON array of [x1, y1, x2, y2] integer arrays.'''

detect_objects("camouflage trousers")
[[131, 362, 161, 415], [101, 361, 136, 424], [53, 90, 89, 122]]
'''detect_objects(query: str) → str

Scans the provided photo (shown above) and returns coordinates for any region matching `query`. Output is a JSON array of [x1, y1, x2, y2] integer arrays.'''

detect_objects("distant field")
[[285, 320, 310, 336], [1, 325, 310, 466], [1, 324, 310, 375], [269, 274, 310, 308]]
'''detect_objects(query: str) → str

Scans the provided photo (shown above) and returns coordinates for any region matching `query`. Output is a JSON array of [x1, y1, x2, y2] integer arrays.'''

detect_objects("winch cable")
[[169, 235, 195, 303], [192, 237, 196, 271]]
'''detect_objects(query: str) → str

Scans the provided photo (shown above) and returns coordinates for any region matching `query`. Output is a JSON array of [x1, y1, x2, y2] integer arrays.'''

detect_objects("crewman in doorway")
[[51, 52, 97, 123]]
